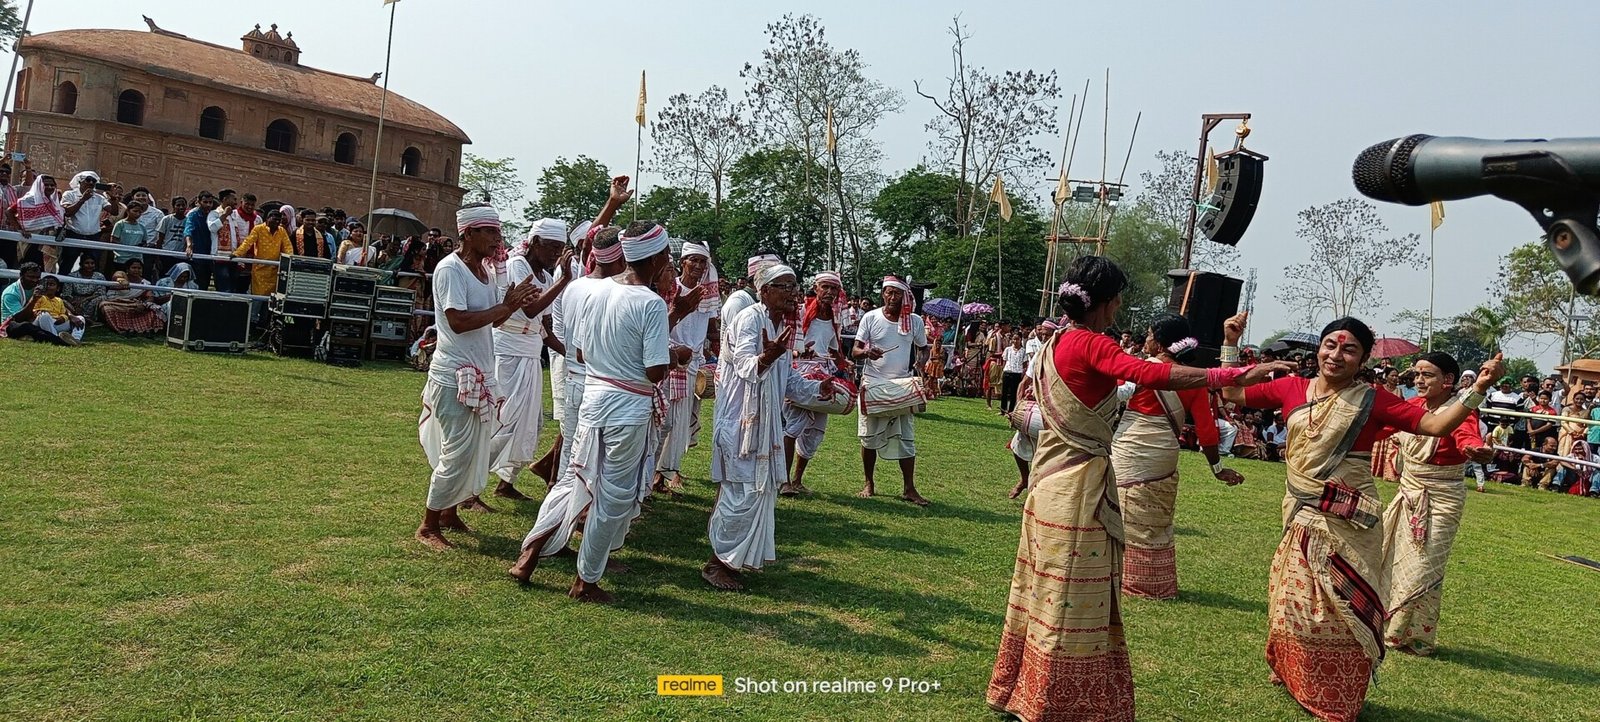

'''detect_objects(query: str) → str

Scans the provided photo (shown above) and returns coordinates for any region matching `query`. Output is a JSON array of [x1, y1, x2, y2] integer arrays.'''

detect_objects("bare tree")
[[651, 86, 755, 221], [915, 16, 1059, 236], [1276, 198, 1424, 327], [1138, 149, 1240, 273], [741, 13, 902, 292]]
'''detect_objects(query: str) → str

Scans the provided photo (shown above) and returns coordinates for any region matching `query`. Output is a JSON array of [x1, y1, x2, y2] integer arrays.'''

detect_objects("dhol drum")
[[1007, 400, 1044, 437], [791, 357, 857, 414], [695, 361, 717, 399], [859, 376, 931, 417]]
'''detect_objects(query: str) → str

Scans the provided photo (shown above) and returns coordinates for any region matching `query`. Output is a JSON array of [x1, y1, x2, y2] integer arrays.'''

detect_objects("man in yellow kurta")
[[231, 209, 292, 295]]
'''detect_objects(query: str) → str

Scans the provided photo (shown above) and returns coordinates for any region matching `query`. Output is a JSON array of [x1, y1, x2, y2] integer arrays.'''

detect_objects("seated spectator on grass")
[[1263, 413, 1287, 461], [1, 261, 70, 345], [99, 261, 164, 336], [30, 274, 84, 344], [155, 262, 198, 318], [1521, 436, 1561, 490], [63, 254, 106, 324]]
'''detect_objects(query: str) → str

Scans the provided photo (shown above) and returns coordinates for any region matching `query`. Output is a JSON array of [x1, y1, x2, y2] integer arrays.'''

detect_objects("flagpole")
[[633, 70, 645, 222], [365, 0, 398, 250], [1427, 222, 1435, 351]]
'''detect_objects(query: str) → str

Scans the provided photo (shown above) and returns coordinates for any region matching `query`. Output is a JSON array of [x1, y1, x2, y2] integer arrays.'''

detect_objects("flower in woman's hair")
[[1057, 281, 1092, 306], [1167, 337, 1200, 355]]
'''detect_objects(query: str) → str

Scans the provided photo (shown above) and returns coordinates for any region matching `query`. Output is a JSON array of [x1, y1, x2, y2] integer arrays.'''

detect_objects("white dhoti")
[[656, 394, 696, 479], [488, 354, 543, 484], [1009, 430, 1038, 462], [524, 374, 589, 556], [707, 475, 778, 570], [419, 380, 493, 511], [573, 423, 654, 583], [858, 411, 916, 459], [783, 405, 830, 459], [549, 353, 568, 420]]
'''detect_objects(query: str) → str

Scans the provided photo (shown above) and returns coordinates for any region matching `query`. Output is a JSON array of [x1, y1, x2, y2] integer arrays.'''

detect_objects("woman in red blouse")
[[1112, 314, 1246, 600], [986, 256, 1290, 722], [1218, 317, 1502, 722], [1379, 351, 1492, 658]]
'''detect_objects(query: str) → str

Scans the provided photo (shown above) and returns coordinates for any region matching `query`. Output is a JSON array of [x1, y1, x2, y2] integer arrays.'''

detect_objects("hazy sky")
[[12, 0, 1597, 364]]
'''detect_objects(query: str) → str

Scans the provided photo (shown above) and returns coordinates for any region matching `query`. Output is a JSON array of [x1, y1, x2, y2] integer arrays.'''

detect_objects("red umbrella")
[[1371, 336, 1421, 358]]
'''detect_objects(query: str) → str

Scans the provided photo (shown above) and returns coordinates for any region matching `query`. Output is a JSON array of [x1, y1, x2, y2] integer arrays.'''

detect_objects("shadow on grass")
[[916, 411, 1009, 432], [1361, 702, 1498, 722], [1433, 645, 1600, 684], [1173, 525, 1207, 538], [1176, 588, 1265, 614], [814, 492, 1017, 526]]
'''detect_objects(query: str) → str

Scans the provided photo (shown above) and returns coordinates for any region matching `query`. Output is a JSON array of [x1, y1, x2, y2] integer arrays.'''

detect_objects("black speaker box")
[[1167, 270, 1242, 351], [1197, 150, 1265, 247]]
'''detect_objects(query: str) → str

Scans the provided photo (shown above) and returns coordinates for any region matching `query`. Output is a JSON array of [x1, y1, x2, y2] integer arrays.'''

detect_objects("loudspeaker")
[[1167, 270, 1242, 350], [1197, 150, 1265, 246]]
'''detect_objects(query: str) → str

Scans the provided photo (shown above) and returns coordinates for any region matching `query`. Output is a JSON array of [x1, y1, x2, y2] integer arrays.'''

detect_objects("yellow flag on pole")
[[990, 176, 1012, 222], [1053, 170, 1068, 206], [1430, 200, 1445, 230], [1204, 146, 1220, 195], [825, 106, 836, 154], [635, 70, 647, 128], [383, 0, 399, 5]]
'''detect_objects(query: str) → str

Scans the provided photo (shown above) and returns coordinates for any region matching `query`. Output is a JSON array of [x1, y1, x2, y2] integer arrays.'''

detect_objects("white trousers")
[[34, 311, 85, 342], [488, 354, 543, 484], [419, 380, 492, 511], [549, 353, 568, 420]]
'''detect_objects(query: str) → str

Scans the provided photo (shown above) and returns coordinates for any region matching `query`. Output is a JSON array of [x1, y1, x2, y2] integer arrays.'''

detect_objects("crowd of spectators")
[[0, 160, 464, 345]]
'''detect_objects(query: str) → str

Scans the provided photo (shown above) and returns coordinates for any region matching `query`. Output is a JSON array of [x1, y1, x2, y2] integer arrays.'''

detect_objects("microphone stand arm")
[[1484, 150, 1600, 294]]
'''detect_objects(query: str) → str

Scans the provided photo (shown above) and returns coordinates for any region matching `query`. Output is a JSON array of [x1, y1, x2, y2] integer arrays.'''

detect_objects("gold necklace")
[[1302, 381, 1341, 440]]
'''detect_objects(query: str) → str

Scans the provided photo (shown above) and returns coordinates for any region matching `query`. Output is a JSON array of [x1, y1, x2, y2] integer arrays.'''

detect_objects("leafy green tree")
[[523, 156, 611, 228], [638, 186, 721, 262], [0, 2, 22, 47], [458, 153, 524, 237], [721, 148, 830, 276], [872, 166, 963, 245], [1492, 241, 1600, 360], [1503, 357, 1541, 382]]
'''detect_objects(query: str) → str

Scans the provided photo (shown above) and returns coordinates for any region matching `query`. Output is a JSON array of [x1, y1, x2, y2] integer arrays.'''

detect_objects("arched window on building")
[[265, 119, 297, 153], [52, 81, 77, 114], [116, 89, 145, 125], [334, 133, 358, 165], [198, 106, 226, 140], [400, 146, 422, 177]]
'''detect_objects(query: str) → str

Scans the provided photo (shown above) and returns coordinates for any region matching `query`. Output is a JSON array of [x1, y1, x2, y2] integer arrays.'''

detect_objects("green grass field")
[[3, 336, 1598, 721]]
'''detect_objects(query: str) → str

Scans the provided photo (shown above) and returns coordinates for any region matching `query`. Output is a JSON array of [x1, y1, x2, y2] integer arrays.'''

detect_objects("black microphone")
[[1353, 135, 1600, 205], [1353, 134, 1600, 293]]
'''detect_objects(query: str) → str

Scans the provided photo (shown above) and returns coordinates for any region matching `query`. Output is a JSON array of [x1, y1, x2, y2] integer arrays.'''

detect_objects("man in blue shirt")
[[183, 190, 219, 290]]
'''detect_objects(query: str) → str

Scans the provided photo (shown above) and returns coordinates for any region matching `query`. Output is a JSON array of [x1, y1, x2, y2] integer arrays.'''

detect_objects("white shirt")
[[1024, 336, 1043, 362], [1003, 345, 1028, 374], [554, 275, 605, 378], [1265, 424, 1287, 444], [578, 279, 670, 427], [59, 189, 106, 235], [671, 279, 718, 363], [794, 313, 840, 357], [718, 288, 758, 362], [714, 303, 823, 487], [137, 206, 164, 243], [492, 257, 554, 358], [427, 253, 500, 389], [856, 308, 927, 382]]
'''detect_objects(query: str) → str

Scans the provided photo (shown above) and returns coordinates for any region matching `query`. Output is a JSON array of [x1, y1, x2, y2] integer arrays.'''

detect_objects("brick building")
[[5, 19, 469, 227]]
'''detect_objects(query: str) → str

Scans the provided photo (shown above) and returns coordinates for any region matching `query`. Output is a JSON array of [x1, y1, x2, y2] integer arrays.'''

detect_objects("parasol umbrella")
[[1370, 336, 1421, 358], [923, 297, 960, 319], [360, 208, 430, 239], [962, 301, 995, 316], [1275, 330, 1321, 348]]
